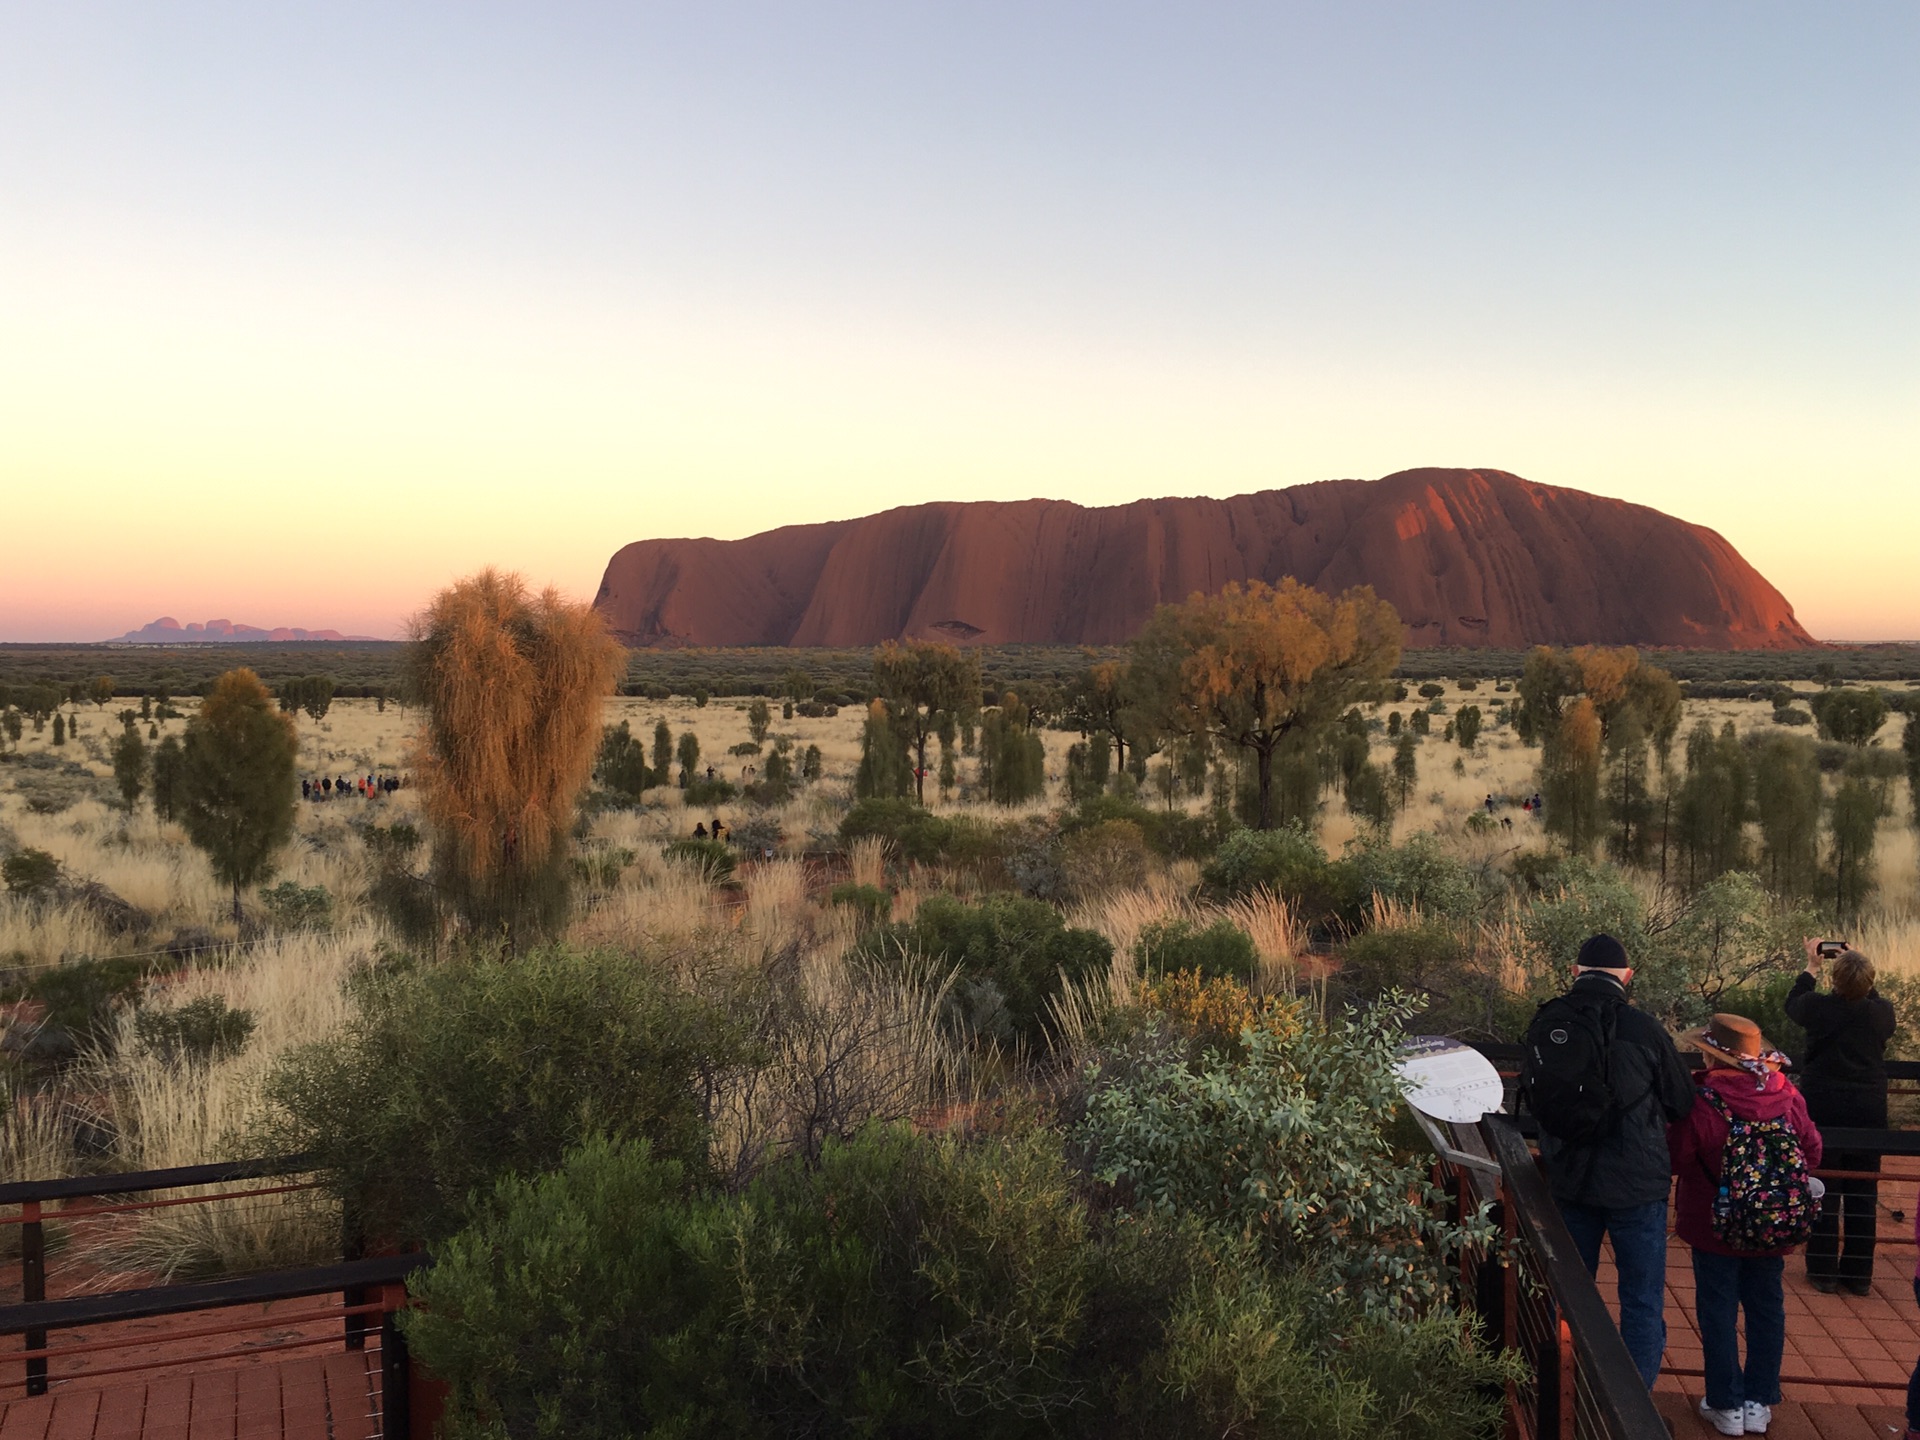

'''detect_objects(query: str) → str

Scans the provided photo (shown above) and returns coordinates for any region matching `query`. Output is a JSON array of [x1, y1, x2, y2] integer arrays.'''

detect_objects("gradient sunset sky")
[[2, 4, 1915, 643]]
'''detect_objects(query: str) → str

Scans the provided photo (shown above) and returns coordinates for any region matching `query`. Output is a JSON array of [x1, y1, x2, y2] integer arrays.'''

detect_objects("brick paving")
[[1596, 1158, 1920, 1437]]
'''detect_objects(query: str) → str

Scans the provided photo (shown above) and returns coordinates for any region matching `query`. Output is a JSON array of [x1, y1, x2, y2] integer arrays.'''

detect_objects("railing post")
[[379, 1282, 411, 1440], [22, 1199, 47, 1396], [343, 1199, 367, 1351]]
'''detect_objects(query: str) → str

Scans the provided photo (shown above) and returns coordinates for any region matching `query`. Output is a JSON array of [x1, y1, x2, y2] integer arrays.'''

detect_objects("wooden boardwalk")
[[0, 1350, 379, 1440]]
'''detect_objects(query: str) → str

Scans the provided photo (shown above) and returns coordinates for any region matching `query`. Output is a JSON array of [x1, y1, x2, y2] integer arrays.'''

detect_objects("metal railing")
[[1430, 1114, 1671, 1440], [2, 1157, 427, 1436]]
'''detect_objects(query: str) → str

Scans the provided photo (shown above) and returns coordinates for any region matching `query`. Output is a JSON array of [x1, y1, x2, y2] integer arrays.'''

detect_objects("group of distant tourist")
[[1527, 934, 1901, 1435], [302, 773, 403, 801]]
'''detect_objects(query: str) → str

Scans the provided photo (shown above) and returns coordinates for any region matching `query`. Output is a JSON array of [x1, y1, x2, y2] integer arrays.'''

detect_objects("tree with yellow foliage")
[[1132, 580, 1401, 830], [408, 569, 625, 948]]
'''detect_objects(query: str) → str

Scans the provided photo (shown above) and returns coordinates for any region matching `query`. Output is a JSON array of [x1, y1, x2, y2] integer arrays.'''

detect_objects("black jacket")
[[1538, 972, 1697, 1209], [1785, 971, 1895, 1127]]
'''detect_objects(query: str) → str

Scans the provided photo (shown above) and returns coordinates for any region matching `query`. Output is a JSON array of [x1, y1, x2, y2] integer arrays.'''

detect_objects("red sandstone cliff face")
[[593, 469, 1814, 650]]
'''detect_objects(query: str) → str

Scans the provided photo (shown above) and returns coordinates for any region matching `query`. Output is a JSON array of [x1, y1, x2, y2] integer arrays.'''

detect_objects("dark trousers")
[[1558, 1199, 1669, 1388], [1807, 1146, 1880, 1284], [1692, 1249, 1785, 1411], [1802, 1081, 1888, 1287]]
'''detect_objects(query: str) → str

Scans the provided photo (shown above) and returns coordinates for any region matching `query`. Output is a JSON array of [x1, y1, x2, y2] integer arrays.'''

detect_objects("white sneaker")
[[1742, 1402, 1770, 1433], [1698, 1398, 1745, 1435]]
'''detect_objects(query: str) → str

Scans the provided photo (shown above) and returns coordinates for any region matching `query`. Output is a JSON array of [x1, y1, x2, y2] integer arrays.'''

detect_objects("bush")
[[261, 947, 739, 1245], [1060, 819, 1151, 896], [259, 881, 332, 932], [134, 995, 255, 1066], [682, 776, 738, 806], [1133, 918, 1258, 983], [1338, 834, 1481, 922], [1337, 923, 1465, 1004], [828, 882, 892, 927], [839, 797, 955, 865], [1, 847, 60, 898], [1079, 1001, 1491, 1317], [856, 893, 1112, 1046], [662, 837, 736, 881], [407, 1125, 1511, 1440], [14, 956, 149, 1059], [1202, 826, 1330, 902]]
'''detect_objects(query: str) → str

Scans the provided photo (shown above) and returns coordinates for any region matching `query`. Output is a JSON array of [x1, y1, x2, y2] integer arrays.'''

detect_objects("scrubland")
[[5, 687, 1917, 1193]]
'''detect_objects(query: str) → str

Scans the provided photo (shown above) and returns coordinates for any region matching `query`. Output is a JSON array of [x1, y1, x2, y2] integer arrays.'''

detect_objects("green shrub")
[[1, 847, 60, 898], [1061, 819, 1151, 896], [1079, 1001, 1491, 1317], [839, 796, 955, 864], [828, 882, 892, 926], [1202, 825, 1331, 903], [134, 995, 255, 1066], [1337, 923, 1465, 1003], [682, 776, 738, 806], [662, 837, 735, 881], [1338, 834, 1481, 922], [1133, 918, 1258, 983], [259, 881, 332, 932], [17, 956, 149, 1057], [260, 947, 738, 1245], [856, 893, 1112, 1046], [407, 1125, 1511, 1440]]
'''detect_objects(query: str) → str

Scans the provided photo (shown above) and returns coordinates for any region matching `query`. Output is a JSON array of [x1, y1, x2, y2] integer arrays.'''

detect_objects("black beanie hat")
[[1577, 934, 1630, 970]]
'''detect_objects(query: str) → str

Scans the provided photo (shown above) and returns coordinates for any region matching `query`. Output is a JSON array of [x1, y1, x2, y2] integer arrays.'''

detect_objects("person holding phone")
[[1786, 937, 1896, 1294]]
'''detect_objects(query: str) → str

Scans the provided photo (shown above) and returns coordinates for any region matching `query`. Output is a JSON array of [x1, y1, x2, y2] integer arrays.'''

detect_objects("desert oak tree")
[[1132, 579, 1401, 830], [180, 669, 300, 920]]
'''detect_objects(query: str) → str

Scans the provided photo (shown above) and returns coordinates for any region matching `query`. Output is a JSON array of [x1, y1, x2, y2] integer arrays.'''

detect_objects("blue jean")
[[1691, 1249, 1784, 1411], [1558, 1199, 1669, 1388]]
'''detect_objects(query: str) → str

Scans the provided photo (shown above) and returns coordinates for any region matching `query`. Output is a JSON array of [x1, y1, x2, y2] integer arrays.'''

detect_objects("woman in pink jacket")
[[1669, 1014, 1823, 1437]]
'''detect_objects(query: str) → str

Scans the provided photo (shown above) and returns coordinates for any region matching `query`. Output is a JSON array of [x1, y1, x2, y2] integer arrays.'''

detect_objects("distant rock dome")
[[593, 468, 1813, 651]]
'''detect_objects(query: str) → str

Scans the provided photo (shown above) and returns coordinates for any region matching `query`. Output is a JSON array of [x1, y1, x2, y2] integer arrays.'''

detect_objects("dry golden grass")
[[5, 675, 1920, 1288]]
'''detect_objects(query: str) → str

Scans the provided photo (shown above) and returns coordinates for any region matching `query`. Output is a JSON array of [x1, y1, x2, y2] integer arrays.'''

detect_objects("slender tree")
[[181, 669, 299, 920], [871, 641, 980, 805], [1131, 579, 1400, 830], [1828, 768, 1883, 924], [676, 731, 701, 786], [747, 697, 772, 745], [1541, 698, 1603, 854], [652, 719, 674, 778], [1673, 721, 1750, 888], [151, 735, 184, 821], [1392, 730, 1419, 810], [855, 700, 912, 800], [979, 692, 1046, 805], [1751, 733, 1823, 901], [111, 722, 149, 811], [409, 569, 625, 948], [1454, 704, 1482, 751], [89, 675, 115, 709]]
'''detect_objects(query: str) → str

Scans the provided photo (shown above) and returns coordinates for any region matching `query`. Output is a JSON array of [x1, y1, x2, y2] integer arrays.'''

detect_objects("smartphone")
[[1816, 940, 1849, 959]]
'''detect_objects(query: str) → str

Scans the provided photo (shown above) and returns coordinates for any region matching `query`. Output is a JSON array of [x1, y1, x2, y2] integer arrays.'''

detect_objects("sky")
[[1, 3, 1915, 643]]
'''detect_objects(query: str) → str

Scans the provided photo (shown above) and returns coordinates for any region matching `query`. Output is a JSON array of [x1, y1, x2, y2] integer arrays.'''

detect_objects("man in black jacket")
[[1537, 935, 1698, 1388]]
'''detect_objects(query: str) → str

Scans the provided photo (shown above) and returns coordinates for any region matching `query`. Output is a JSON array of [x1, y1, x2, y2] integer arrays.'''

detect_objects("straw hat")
[[1686, 1013, 1790, 1075]]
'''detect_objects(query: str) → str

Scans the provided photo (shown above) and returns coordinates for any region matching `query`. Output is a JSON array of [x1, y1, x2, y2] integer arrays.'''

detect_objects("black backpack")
[[1521, 994, 1629, 1145]]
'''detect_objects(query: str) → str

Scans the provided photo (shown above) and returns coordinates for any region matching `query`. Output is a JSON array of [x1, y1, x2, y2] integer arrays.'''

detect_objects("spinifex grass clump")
[[408, 569, 625, 948]]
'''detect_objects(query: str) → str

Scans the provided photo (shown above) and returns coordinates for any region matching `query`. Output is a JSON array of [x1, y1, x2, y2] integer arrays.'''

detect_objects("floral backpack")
[[1698, 1085, 1819, 1252]]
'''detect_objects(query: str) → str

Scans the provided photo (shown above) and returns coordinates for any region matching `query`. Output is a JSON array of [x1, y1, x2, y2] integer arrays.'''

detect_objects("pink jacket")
[[1668, 1067, 1824, 1257]]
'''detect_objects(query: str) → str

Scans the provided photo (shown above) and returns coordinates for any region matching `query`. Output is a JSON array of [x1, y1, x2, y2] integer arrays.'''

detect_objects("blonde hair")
[[1832, 950, 1876, 1002]]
